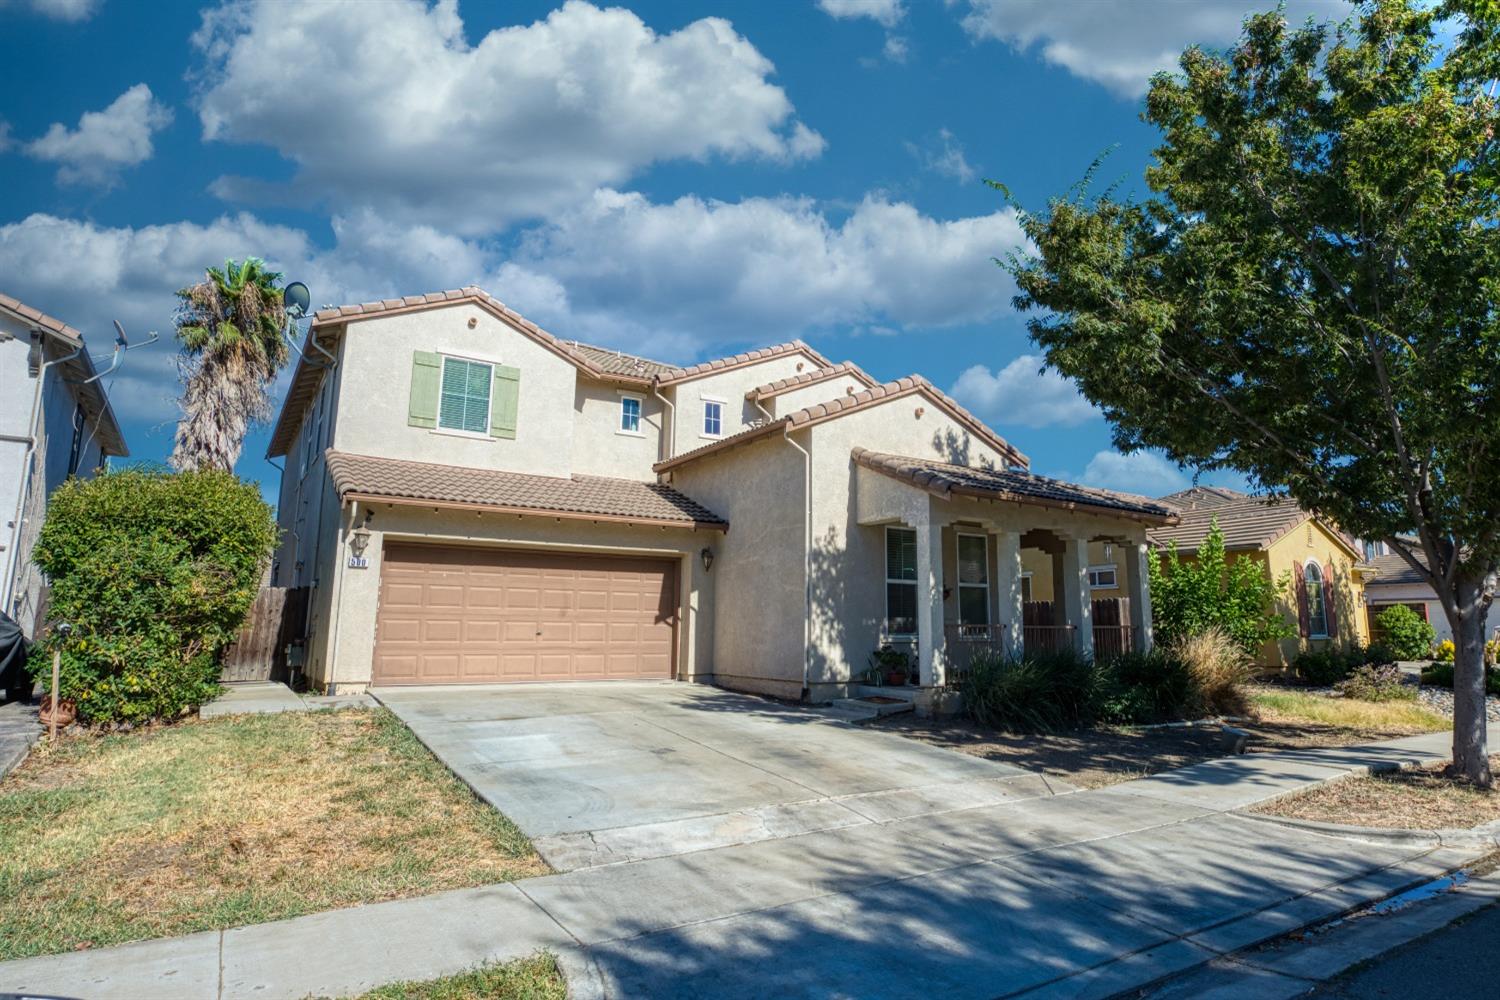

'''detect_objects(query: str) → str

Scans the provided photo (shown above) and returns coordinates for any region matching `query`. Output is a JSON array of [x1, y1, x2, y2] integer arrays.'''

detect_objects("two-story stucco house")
[[1, 292, 129, 638], [268, 287, 1177, 699]]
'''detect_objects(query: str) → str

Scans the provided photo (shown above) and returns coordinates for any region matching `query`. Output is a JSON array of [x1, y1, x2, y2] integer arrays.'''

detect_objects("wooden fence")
[[220, 587, 309, 682]]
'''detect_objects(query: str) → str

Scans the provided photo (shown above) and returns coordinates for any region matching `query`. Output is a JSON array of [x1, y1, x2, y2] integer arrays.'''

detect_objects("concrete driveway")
[[375, 681, 1061, 869]]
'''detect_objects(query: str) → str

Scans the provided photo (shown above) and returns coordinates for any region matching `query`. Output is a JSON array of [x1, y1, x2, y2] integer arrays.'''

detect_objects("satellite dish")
[[283, 281, 311, 319]]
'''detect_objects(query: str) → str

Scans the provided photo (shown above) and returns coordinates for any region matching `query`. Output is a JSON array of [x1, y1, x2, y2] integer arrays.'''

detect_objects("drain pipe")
[[782, 423, 813, 700], [651, 378, 675, 462], [2, 334, 84, 618]]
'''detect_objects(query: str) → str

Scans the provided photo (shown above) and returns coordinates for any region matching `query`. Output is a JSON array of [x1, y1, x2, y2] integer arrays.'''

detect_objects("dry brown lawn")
[[0, 708, 546, 961], [1255, 754, 1500, 830]]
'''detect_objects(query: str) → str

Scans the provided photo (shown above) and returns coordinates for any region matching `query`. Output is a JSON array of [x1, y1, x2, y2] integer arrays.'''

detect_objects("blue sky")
[[0, 0, 1347, 503]]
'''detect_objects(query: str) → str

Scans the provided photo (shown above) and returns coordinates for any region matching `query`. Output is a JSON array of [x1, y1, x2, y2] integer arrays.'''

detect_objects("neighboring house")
[[1148, 487, 1371, 668], [1361, 542, 1495, 648], [0, 292, 129, 638], [267, 286, 1177, 699]]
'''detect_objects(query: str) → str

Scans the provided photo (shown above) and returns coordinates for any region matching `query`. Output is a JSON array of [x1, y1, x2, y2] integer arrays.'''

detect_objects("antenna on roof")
[[74, 319, 159, 385]]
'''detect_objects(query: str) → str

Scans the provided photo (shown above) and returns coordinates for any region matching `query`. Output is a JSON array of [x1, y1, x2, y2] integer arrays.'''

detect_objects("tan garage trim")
[[372, 542, 679, 686]]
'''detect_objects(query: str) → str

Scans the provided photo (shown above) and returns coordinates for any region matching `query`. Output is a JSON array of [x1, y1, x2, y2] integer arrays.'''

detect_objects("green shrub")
[[1100, 649, 1194, 724], [1421, 661, 1500, 696], [964, 648, 1102, 732], [1335, 663, 1415, 702], [1373, 604, 1436, 660], [1293, 648, 1352, 686], [1149, 519, 1296, 657], [28, 467, 277, 724]]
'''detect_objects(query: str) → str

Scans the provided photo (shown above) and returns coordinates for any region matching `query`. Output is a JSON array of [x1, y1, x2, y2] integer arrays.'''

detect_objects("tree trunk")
[[1449, 574, 1492, 788]]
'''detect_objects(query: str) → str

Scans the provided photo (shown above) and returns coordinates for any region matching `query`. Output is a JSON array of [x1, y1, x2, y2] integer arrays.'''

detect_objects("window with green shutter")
[[438, 357, 493, 434]]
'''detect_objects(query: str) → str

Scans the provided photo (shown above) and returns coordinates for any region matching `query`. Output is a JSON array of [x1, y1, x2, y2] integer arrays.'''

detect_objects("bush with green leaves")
[[1149, 519, 1296, 657], [1421, 661, 1500, 697], [28, 467, 277, 724], [1293, 644, 1394, 687], [1373, 604, 1436, 660], [1336, 663, 1415, 702]]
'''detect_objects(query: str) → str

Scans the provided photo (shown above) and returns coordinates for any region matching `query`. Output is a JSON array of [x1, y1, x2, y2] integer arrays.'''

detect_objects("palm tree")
[[170, 258, 291, 472]]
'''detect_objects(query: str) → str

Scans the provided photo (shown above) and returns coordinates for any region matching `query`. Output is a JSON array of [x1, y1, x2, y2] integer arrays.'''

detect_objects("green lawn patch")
[[0, 708, 546, 961]]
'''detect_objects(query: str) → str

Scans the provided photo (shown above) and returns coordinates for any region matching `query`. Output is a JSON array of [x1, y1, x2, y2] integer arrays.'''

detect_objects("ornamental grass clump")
[[28, 467, 277, 724], [1170, 627, 1252, 717]]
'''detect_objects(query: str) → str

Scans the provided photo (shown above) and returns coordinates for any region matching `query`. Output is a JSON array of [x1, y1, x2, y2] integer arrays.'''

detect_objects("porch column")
[[995, 530, 1024, 657], [1060, 535, 1094, 659], [1125, 541, 1154, 652], [914, 518, 946, 686]]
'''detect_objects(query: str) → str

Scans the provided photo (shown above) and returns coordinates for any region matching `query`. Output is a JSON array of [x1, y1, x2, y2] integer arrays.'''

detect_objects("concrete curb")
[[1234, 809, 1500, 850]]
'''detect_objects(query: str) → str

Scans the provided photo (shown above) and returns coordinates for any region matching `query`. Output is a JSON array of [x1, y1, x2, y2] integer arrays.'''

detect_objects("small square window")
[[620, 396, 641, 434], [703, 399, 723, 437], [438, 357, 492, 434], [1088, 566, 1118, 589]]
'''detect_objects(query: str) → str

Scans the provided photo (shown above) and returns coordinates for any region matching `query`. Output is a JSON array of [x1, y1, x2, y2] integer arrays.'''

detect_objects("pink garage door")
[[373, 542, 677, 685]]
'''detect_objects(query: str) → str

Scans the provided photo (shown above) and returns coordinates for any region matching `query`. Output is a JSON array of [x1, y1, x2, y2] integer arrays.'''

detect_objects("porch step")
[[830, 696, 915, 720], [855, 685, 920, 704]]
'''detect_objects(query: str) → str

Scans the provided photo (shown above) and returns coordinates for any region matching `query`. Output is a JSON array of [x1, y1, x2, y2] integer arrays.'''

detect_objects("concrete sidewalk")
[[0, 728, 1482, 1000]]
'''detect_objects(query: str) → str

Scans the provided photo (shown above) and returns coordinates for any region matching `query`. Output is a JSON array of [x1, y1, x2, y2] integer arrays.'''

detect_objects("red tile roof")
[[852, 448, 1178, 524], [745, 362, 877, 401], [326, 450, 727, 531], [655, 340, 834, 386], [656, 374, 1029, 472]]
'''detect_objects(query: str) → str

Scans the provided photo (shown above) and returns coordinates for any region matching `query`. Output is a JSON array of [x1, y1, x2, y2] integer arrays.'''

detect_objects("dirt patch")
[[0, 708, 546, 961], [1254, 755, 1500, 830]]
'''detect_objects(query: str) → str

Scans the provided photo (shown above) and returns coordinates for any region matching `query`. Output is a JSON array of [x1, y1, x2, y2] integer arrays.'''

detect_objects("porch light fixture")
[[700, 547, 715, 572], [350, 527, 372, 558]]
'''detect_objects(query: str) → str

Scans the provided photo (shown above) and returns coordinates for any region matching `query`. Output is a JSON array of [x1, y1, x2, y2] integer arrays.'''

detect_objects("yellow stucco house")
[[1147, 487, 1373, 668]]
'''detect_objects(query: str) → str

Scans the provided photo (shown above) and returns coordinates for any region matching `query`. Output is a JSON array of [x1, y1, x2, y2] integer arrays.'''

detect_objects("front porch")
[[852, 450, 1177, 689]]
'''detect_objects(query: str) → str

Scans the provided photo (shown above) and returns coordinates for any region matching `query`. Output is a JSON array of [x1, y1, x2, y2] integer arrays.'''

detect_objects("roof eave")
[[340, 490, 728, 533]]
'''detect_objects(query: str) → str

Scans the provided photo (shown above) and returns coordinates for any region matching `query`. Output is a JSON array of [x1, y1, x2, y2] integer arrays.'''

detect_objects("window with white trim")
[[1088, 565, 1118, 589], [620, 395, 642, 434], [438, 356, 492, 434], [1305, 561, 1329, 637], [885, 527, 918, 636], [702, 399, 724, 437], [956, 533, 989, 625]]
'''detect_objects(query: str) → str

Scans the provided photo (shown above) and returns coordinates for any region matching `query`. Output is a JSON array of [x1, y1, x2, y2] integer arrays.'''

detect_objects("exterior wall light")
[[700, 547, 714, 572], [350, 528, 372, 558]]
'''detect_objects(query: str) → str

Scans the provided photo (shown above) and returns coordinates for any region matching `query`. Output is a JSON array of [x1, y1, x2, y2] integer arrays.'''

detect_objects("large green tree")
[[1008, 1, 1500, 783], [170, 258, 290, 472]]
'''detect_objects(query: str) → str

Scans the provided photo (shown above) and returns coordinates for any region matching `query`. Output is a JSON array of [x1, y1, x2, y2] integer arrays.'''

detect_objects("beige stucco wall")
[[570, 380, 664, 480], [664, 350, 823, 458], [664, 432, 809, 700], [763, 373, 869, 418], [330, 302, 578, 478], [308, 504, 716, 692]]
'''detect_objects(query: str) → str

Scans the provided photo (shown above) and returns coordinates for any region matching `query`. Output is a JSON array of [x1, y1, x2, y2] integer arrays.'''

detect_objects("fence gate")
[[220, 587, 309, 683]]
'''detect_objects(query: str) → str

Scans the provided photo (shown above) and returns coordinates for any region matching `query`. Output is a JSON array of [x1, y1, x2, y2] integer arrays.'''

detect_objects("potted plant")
[[38, 694, 76, 728], [868, 645, 911, 687]]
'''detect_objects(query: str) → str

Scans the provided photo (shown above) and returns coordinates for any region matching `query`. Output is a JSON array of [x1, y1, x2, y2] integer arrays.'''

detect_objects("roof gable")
[[655, 341, 834, 387], [1148, 493, 1362, 559], [656, 374, 1028, 473]]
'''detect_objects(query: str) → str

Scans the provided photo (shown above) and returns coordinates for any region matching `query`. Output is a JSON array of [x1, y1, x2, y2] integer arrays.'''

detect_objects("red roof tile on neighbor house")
[[326, 450, 727, 530], [655, 340, 834, 385]]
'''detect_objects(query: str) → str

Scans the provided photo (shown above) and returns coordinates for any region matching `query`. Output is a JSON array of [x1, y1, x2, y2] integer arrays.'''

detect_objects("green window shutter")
[[490, 365, 520, 439], [408, 351, 441, 428]]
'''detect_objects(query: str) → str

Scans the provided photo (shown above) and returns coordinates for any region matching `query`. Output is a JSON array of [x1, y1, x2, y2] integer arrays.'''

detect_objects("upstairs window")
[[439, 357, 492, 434], [702, 399, 724, 438], [620, 395, 642, 434]]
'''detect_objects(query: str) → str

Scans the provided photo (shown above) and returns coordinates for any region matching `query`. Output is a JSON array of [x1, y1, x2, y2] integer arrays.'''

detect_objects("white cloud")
[[3, 0, 101, 21], [1082, 450, 1188, 497], [949, 355, 1096, 429], [192, 0, 823, 233], [818, 0, 905, 28], [491, 188, 1028, 358], [955, 0, 1345, 98], [908, 128, 976, 184], [882, 34, 909, 63], [25, 84, 173, 187]]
